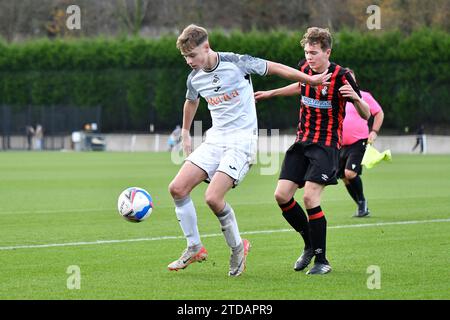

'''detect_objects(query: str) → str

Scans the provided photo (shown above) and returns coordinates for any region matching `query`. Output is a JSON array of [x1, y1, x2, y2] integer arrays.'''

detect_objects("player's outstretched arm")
[[254, 82, 300, 102], [181, 98, 199, 156], [266, 61, 331, 86]]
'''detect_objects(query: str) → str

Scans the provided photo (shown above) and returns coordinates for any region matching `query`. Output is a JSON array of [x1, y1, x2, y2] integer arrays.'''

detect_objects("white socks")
[[174, 197, 242, 250], [216, 203, 242, 249], [174, 196, 201, 248]]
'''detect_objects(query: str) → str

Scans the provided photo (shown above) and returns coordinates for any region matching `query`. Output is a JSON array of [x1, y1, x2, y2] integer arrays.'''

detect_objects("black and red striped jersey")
[[296, 59, 361, 149]]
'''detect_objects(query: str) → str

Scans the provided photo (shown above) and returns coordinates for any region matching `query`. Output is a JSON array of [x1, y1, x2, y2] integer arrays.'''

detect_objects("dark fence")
[[0, 105, 101, 150]]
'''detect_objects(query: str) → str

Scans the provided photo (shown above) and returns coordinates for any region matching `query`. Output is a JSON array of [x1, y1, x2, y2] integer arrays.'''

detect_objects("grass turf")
[[0, 152, 449, 299]]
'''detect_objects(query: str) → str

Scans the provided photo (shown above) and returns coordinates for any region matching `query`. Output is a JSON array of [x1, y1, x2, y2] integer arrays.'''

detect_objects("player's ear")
[[202, 41, 210, 51]]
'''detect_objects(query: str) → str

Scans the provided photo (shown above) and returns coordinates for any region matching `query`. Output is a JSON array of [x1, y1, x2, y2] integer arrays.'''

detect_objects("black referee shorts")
[[337, 138, 368, 178], [279, 141, 339, 188]]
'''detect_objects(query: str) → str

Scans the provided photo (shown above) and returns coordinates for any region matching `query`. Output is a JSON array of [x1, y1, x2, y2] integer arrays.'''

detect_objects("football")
[[117, 187, 153, 222]]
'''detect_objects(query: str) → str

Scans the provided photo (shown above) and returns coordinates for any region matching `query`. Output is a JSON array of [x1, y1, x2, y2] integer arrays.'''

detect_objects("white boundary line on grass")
[[4, 194, 449, 215], [1, 218, 449, 251]]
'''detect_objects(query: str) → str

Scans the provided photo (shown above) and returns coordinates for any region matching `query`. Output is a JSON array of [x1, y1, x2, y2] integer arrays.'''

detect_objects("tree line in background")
[[0, 28, 448, 133], [0, 0, 449, 42]]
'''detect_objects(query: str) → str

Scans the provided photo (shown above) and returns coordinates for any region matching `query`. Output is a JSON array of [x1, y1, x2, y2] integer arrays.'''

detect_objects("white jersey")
[[186, 52, 268, 146]]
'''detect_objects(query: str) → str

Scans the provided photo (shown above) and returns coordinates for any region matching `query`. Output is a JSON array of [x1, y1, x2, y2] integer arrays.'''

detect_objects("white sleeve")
[[219, 52, 268, 76], [185, 72, 199, 101]]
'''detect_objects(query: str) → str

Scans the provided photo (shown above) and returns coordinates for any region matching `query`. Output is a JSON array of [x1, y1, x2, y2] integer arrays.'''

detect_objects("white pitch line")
[[1, 218, 449, 251], [2, 194, 447, 215]]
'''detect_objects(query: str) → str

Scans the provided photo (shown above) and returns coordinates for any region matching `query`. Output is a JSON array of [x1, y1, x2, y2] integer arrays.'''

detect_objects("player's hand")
[[181, 130, 192, 156], [368, 131, 378, 144], [308, 70, 331, 86], [254, 90, 274, 102], [339, 80, 359, 101]]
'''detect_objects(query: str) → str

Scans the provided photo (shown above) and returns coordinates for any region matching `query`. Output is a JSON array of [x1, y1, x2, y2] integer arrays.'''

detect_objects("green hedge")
[[0, 28, 449, 132]]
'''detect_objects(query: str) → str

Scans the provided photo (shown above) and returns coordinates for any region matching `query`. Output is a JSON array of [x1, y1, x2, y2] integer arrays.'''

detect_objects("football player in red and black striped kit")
[[255, 27, 370, 274]]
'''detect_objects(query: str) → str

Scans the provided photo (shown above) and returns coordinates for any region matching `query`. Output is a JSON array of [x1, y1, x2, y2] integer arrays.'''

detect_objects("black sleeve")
[[343, 71, 362, 101]]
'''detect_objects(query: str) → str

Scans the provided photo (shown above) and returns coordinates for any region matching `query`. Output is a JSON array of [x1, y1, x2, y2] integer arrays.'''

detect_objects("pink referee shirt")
[[342, 91, 383, 146]]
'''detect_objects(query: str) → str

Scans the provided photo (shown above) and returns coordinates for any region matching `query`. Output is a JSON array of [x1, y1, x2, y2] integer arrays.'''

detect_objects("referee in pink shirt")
[[338, 69, 384, 217]]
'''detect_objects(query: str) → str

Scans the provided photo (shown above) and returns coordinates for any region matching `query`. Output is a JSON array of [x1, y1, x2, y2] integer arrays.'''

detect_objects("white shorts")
[[186, 141, 257, 186]]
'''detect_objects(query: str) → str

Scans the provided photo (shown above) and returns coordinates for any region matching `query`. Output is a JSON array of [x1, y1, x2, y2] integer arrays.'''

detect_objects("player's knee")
[[204, 192, 222, 212], [274, 189, 291, 205], [303, 192, 318, 208], [344, 169, 357, 180], [168, 181, 189, 199]]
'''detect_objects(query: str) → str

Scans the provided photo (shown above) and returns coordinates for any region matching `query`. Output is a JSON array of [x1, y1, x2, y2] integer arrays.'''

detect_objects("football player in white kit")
[[168, 24, 331, 276]]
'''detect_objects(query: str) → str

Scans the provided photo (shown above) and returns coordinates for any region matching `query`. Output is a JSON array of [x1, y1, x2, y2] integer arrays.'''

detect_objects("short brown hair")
[[300, 27, 332, 51], [176, 24, 208, 54]]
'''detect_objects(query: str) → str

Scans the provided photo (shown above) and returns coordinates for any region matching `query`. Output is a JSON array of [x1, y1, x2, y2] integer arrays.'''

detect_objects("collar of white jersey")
[[202, 52, 220, 73]]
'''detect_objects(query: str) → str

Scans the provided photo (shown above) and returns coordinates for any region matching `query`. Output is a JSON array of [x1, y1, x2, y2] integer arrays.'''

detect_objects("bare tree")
[[0, 0, 51, 41], [116, 0, 150, 35], [0, 0, 447, 42]]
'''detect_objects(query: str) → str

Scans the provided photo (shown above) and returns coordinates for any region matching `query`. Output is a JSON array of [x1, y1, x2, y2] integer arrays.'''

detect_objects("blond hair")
[[176, 24, 209, 54], [300, 27, 332, 51]]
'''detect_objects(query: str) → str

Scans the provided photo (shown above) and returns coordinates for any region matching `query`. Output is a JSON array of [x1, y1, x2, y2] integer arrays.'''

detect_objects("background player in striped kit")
[[255, 27, 370, 274], [168, 24, 331, 277]]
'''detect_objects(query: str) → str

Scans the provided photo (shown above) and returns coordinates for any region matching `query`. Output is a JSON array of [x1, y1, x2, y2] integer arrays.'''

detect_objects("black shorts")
[[338, 139, 368, 178], [279, 142, 339, 188]]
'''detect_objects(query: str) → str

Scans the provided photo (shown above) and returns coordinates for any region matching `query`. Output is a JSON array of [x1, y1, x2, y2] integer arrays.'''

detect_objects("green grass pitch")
[[0, 151, 449, 299]]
